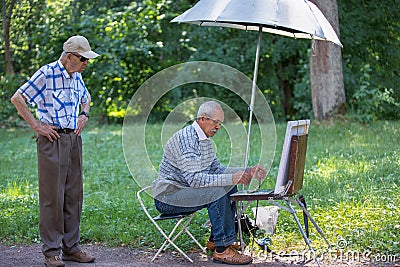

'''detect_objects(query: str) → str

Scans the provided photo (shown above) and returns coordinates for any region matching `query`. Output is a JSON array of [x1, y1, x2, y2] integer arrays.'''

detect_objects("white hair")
[[197, 101, 222, 118]]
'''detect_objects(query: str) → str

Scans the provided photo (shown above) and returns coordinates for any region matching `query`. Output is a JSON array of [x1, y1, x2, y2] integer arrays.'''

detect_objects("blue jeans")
[[154, 186, 238, 247]]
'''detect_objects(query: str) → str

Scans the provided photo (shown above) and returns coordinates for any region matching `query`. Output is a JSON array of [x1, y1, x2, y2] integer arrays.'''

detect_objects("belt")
[[56, 128, 75, 134]]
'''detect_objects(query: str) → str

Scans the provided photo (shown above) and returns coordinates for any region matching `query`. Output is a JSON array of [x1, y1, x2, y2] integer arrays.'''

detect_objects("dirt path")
[[1, 243, 398, 267]]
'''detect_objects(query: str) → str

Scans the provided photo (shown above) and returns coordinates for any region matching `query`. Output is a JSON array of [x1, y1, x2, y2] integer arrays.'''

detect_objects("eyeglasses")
[[69, 52, 89, 62], [206, 117, 223, 126]]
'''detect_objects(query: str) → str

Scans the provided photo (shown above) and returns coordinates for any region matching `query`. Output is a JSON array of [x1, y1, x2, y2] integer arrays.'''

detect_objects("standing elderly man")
[[153, 101, 266, 265], [10, 35, 99, 267]]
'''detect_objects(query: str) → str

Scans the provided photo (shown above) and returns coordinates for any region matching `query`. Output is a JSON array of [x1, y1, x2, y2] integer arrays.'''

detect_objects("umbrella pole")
[[243, 26, 263, 190]]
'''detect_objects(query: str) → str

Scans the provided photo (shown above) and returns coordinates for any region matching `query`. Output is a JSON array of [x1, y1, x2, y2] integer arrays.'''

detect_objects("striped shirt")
[[18, 60, 89, 129], [153, 121, 243, 196]]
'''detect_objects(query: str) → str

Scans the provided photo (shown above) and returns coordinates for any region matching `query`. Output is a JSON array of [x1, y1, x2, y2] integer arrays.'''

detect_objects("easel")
[[231, 121, 330, 266]]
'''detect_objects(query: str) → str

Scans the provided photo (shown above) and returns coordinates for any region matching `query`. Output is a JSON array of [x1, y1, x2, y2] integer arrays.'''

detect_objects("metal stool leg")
[[156, 217, 187, 253], [137, 186, 195, 263], [161, 213, 205, 253]]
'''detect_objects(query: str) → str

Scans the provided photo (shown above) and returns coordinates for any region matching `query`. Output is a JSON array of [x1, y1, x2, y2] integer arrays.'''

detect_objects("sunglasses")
[[69, 52, 89, 62]]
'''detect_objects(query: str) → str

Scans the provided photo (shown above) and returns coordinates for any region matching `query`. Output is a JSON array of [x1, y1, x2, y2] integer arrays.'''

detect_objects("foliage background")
[[1, 0, 399, 124]]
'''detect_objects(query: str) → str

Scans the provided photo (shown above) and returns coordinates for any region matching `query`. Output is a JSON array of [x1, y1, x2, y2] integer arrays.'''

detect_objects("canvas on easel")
[[230, 120, 310, 199], [274, 120, 310, 194]]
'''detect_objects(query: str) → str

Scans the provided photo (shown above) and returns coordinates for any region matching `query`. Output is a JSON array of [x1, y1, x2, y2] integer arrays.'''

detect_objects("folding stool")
[[137, 186, 206, 262]]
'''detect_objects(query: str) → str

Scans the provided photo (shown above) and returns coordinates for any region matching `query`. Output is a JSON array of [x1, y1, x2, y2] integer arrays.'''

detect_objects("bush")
[[347, 64, 400, 123], [0, 74, 27, 126]]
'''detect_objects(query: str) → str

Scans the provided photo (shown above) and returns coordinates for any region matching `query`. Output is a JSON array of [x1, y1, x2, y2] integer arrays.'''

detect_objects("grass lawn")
[[0, 120, 399, 260]]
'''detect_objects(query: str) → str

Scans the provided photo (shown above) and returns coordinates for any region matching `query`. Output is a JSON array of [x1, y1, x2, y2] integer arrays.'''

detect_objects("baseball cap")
[[63, 35, 100, 59]]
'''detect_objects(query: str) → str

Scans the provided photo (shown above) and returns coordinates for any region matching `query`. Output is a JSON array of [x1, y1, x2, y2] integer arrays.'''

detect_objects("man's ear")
[[197, 116, 204, 124]]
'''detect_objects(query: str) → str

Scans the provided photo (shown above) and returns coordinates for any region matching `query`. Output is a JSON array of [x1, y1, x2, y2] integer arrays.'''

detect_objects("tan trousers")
[[37, 133, 83, 257]]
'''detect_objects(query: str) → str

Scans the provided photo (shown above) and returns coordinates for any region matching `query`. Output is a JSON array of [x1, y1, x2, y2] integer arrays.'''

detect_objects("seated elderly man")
[[152, 101, 266, 265]]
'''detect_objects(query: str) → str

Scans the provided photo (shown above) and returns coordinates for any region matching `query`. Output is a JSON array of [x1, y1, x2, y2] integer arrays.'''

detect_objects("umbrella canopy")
[[171, 0, 342, 47]]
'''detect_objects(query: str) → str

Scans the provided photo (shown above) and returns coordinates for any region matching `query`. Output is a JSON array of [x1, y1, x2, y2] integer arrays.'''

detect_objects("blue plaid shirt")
[[153, 122, 244, 198], [18, 60, 89, 129]]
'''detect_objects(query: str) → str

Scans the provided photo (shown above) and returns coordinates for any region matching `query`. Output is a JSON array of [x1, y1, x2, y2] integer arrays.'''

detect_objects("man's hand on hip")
[[35, 123, 60, 142], [75, 115, 89, 136]]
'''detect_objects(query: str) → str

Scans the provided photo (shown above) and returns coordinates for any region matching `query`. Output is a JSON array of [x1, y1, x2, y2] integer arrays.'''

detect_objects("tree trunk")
[[310, 0, 346, 120], [2, 0, 16, 74], [276, 59, 297, 118]]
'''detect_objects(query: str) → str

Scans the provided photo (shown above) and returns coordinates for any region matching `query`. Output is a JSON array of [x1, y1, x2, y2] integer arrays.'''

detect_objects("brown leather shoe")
[[206, 240, 245, 251], [45, 256, 65, 267], [213, 246, 252, 265], [62, 250, 95, 263]]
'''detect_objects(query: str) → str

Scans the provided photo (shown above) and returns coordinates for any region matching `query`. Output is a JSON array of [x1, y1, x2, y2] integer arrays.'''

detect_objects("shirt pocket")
[[52, 90, 66, 111], [44, 89, 65, 118]]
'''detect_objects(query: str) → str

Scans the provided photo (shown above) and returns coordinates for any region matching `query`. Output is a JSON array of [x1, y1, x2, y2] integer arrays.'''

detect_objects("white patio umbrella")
[[171, 0, 342, 171]]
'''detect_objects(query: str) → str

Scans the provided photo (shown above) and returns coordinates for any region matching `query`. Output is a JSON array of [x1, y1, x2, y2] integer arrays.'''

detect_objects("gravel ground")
[[1, 243, 398, 267]]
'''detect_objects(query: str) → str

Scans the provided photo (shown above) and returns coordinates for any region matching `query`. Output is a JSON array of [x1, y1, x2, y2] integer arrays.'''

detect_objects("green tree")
[[310, 0, 346, 120], [339, 0, 400, 120], [1, 0, 399, 124], [2, 0, 16, 74]]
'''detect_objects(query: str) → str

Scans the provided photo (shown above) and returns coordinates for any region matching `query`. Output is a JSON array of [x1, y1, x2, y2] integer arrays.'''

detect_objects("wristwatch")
[[80, 111, 90, 118]]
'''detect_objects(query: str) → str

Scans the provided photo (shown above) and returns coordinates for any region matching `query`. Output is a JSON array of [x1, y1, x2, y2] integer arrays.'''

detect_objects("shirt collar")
[[58, 60, 73, 79], [192, 120, 208, 141]]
